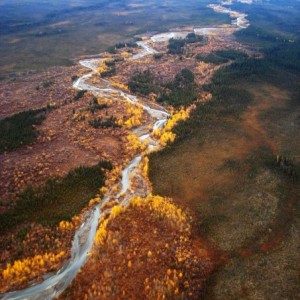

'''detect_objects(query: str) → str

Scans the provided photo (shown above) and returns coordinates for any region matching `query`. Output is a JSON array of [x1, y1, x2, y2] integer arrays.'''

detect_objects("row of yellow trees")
[[2, 251, 66, 287], [153, 106, 193, 146]]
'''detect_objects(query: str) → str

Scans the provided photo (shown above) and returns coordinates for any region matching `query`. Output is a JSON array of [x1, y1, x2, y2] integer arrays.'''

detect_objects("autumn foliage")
[[153, 106, 192, 146], [2, 251, 65, 288], [60, 195, 212, 299], [0, 215, 82, 292], [126, 133, 147, 154]]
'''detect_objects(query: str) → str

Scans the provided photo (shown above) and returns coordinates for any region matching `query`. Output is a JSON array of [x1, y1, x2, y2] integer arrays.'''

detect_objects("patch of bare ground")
[[150, 83, 300, 299]]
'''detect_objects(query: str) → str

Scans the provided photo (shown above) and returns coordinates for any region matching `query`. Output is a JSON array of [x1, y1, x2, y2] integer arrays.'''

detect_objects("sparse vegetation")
[[196, 49, 247, 64], [42, 80, 54, 88], [88, 103, 108, 114], [89, 116, 120, 128]]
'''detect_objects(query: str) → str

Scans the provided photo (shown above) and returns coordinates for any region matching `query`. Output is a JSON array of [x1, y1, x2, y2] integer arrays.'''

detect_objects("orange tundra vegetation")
[[60, 195, 213, 299]]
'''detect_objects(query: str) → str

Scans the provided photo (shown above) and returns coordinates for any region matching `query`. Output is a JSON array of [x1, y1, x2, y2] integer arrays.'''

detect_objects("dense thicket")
[[264, 41, 300, 74], [168, 39, 186, 54], [0, 161, 112, 233], [100, 66, 116, 78], [128, 70, 158, 95], [128, 68, 198, 107], [158, 68, 198, 107], [107, 41, 138, 54], [0, 109, 47, 154], [74, 90, 87, 100], [168, 33, 204, 54]]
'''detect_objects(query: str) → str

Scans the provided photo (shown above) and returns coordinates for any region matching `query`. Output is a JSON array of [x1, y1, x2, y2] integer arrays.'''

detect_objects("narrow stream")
[[1, 1, 252, 299]]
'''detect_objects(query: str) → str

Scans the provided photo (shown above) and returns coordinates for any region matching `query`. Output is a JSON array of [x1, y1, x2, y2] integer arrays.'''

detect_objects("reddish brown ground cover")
[[60, 197, 214, 300]]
